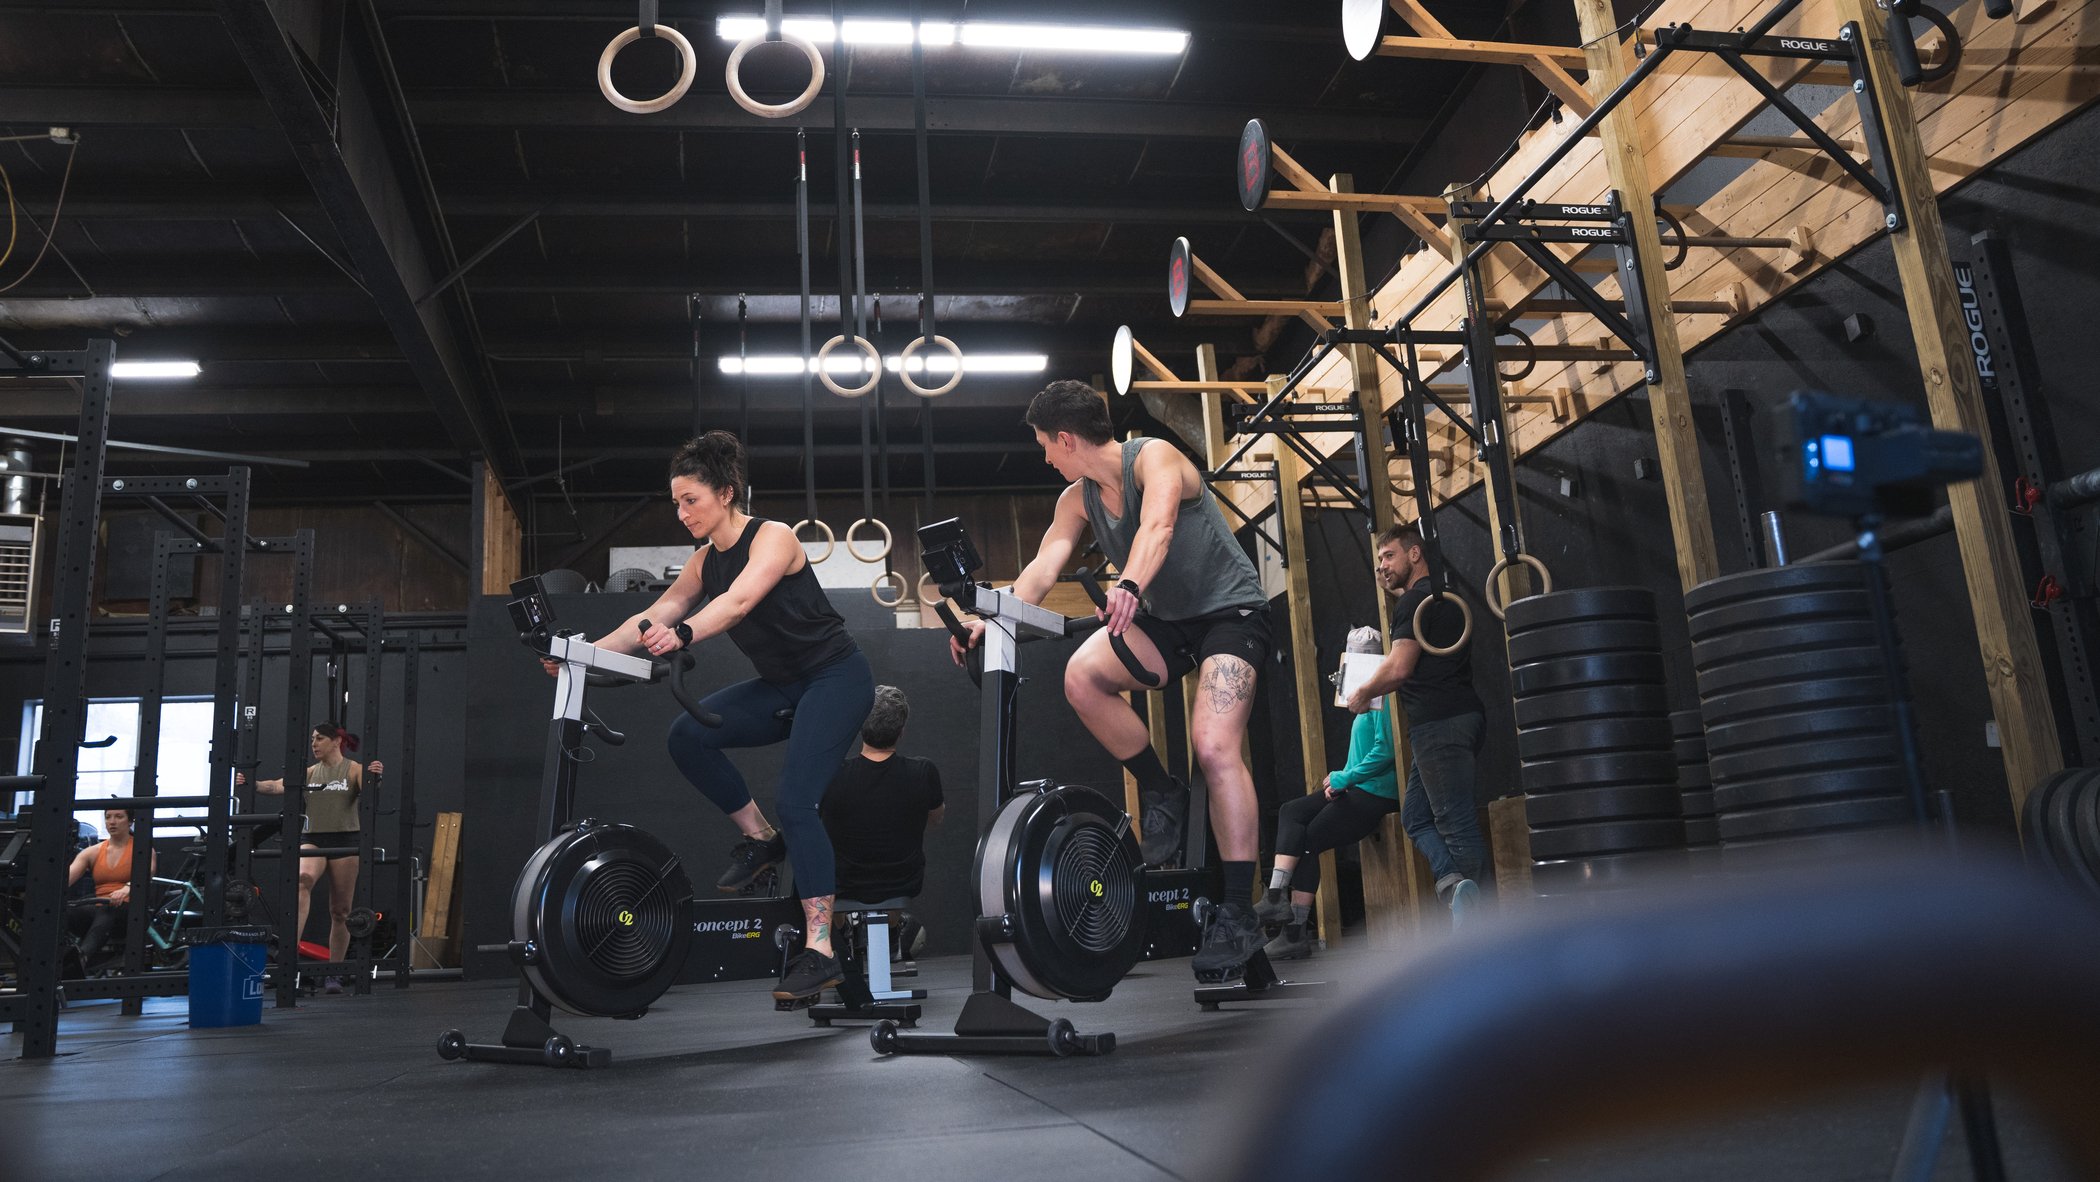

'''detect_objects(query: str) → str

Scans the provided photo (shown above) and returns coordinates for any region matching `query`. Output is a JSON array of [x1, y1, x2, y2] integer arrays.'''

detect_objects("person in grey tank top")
[[239, 721, 382, 994], [950, 380, 1276, 983]]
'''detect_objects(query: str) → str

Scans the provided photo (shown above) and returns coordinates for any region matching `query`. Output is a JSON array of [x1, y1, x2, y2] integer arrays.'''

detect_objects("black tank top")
[[700, 517, 858, 683]]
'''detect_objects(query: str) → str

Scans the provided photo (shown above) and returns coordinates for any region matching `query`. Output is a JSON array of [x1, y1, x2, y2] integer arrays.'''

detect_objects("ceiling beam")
[[53, 191, 1267, 226], [0, 87, 1430, 145], [213, 0, 523, 481]]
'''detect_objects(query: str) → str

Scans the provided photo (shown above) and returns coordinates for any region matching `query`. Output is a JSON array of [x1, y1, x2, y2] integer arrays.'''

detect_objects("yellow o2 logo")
[[617, 909, 636, 927], [1088, 880, 1104, 898]]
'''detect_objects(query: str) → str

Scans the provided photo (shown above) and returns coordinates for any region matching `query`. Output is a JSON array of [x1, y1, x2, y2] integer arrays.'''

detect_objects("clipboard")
[[1334, 651, 1385, 708]]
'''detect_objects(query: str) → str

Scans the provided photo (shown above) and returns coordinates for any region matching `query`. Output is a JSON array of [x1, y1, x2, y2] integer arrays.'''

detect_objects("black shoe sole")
[[1193, 964, 1248, 984], [772, 974, 843, 1003], [1266, 947, 1313, 961], [716, 859, 781, 893]]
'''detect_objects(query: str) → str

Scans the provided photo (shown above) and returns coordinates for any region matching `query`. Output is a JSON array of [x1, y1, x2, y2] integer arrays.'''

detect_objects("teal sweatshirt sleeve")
[[1329, 710, 1397, 796]]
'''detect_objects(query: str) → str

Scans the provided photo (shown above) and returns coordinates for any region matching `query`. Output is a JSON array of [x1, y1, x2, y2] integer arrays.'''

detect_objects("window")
[[14, 699, 225, 837]]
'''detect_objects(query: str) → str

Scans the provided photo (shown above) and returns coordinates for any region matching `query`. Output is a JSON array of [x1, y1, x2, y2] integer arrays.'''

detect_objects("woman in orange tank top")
[[65, 808, 156, 971]]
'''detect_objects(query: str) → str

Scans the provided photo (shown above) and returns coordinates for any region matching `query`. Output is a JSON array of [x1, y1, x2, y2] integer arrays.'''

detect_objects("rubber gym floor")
[[0, 943, 2078, 1181]]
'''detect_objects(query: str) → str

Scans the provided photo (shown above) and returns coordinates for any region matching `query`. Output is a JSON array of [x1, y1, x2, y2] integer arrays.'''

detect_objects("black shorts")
[[301, 831, 361, 858], [1132, 605, 1273, 683]]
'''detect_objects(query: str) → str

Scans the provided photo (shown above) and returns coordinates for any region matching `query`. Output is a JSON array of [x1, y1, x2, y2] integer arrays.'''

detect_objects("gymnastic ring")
[[1493, 323, 1536, 383], [1413, 588, 1474, 657], [725, 30, 826, 119], [870, 570, 909, 607], [791, 518, 835, 564], [1655, 207, 1689, 271], [916, 572, 944, 606], [1483, 552, 1553, 621], [899, 335, 963, 397], [1915, 5, 1963, 85], [845, 517, 893, 563], [597, 25, 699, 115], [816, 334, 882, 398]]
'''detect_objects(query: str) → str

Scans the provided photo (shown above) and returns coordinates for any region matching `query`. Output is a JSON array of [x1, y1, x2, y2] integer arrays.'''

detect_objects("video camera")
[[917, 517, 984, 601], [1776, 390, 1982, 519]]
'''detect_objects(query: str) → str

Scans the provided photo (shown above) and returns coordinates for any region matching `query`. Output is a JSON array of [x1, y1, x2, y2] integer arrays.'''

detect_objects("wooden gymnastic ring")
[[791, 518, 835, 564], [724, 30, 825, 119], [816, 335, 881, 397], [1413, 588, 1474, 657], [899, 335, 963, 397], [845, 517, 893, 563], [597, 25, 698, 115], [1483, 553, 1553, 621], [870, 570, 908, 607]]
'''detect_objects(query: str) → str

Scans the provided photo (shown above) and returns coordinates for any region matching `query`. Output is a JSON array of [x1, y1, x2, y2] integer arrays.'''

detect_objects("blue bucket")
[[188, 942, 265, 1028]]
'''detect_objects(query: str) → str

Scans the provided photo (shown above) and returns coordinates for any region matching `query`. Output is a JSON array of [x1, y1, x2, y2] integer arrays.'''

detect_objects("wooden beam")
[[1131, 336, 1180, 383], [1131, 379, 1272, 394], [1263, 189, 1453, 253], [1184, 298, 1346, 318], [1268, 142, 1332, 196], [1834, 0, 2063, 822], [1576, 0, 1720, 592], [1375, 33, 1591, 70]]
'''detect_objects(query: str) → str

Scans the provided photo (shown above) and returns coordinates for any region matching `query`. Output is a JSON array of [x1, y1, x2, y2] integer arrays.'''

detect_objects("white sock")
[[1268, 867, 1292, 892]]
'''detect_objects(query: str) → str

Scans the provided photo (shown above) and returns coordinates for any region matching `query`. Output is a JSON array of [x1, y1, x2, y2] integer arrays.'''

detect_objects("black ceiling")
[[0, 0, 1505, 503]]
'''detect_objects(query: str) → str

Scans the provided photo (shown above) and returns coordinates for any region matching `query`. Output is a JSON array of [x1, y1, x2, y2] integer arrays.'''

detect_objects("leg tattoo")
[[802, 896, 833, 952], [1202, 657, 1257, 714]]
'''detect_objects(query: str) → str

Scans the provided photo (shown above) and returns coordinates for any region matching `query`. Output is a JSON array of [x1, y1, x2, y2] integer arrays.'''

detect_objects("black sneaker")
[[1264, 921, 1314, 962], [773, 949, 843, 1003], [717, 833, 787, 893], [1252, 887, 1293, 931], [1192, 899, 1266, 983], [1138, 777, 1190, 867]]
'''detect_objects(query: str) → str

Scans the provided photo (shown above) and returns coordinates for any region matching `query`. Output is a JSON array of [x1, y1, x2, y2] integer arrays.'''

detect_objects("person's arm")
[[585, 552, 709, 661], [1346, 640, 1422, 714], [66, 844, 95, 887], [1113, 439, 1194, 597], [924, 761, 945, 829], [644, 521, 800, 656], [953, 486, 1089, 662], [1330, 712, 1393, 792]]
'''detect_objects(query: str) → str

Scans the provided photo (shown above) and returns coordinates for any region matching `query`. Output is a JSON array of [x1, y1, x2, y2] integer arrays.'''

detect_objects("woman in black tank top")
[[564, 431, 874, 1006]]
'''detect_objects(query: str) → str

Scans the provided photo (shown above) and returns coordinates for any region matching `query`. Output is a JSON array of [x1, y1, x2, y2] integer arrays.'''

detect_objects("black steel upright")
[[395, 631, 420, 988], [17, 339, 117, 1060], [270, 531, 318, 1008]]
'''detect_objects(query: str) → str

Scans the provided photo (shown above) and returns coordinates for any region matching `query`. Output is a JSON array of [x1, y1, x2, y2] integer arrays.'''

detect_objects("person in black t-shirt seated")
[[821, 686, 944, 928], [1343, 523, 1488, 925]]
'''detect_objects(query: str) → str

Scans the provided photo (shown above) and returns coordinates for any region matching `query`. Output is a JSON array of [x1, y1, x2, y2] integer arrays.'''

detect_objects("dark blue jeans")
[[665, 649, 874, 899], [1399, 712, 1486, 886]]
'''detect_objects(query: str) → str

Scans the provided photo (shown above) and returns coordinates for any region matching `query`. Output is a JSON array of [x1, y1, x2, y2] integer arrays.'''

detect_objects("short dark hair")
[[860, 685, 910, 749], [669, 431, 746, 496], [1023, 380, 1114, 446], [1376, 523, 1424, 553], [103, 806, 131, 822]]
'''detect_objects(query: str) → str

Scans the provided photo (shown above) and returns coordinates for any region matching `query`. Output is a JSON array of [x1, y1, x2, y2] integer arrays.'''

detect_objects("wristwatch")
[[672, 621, 694, 648], [1115, 578, 1141, 597]]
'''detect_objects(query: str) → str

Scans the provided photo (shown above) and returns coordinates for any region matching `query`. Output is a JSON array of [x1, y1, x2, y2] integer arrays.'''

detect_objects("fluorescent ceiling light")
[[718, 353, 1047, 376], [111, 360, 201, 380], [714, 17, 1181, 54], [960, 23, 1187, 54]]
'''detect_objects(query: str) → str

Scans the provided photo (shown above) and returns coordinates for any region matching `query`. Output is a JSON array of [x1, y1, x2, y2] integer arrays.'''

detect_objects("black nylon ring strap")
[[737, 293, 753, 502], [764, 0, 783, 41], [793, 130, 833, 562], [686, 293, 703, 441], [639, 0, 656, 38], [900, 0, 961, 397]]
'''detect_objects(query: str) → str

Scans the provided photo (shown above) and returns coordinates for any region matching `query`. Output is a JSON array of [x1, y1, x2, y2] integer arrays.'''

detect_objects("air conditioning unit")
[[0, 512, 39, 635]]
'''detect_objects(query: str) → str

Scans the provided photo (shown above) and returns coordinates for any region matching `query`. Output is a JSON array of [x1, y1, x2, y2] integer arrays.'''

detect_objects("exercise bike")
[[871, 520, 1153, 1058], [437, 575, 721, 1069]]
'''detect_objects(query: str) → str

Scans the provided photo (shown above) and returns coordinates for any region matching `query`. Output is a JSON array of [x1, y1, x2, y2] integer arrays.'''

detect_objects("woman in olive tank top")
[[553, 431, 874, 1008], [240, 722, 382, 995]]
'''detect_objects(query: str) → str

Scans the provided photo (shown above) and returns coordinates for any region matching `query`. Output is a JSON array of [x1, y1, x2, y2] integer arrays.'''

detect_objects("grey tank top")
[[1080, 438, 1266, 621], [302, 756, 359, 833]]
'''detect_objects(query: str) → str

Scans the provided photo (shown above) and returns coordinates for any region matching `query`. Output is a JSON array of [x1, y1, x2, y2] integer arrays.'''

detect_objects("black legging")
[[68, 901, 129, 967], [1274, 787, 1401, 894]]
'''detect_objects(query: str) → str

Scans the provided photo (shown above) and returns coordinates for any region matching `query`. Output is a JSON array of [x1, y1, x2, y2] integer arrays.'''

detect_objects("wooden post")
[[1832, 0, 2063, 817], [1333, 174, 1431, 933], [1268, 432, 1342, 948], [1574, 0, 1721, 593], [476, 464, 523, 595]]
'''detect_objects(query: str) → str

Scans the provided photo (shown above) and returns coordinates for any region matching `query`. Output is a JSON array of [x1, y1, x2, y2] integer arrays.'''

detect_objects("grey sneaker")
[[1192, 900, 1266, 982], [1253, 888, 1293, 931], [1263, 921, 1314, 961]]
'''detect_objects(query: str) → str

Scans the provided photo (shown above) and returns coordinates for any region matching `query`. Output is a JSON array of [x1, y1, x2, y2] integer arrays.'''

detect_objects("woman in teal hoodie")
[[1254, 627, 1399, 960]]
